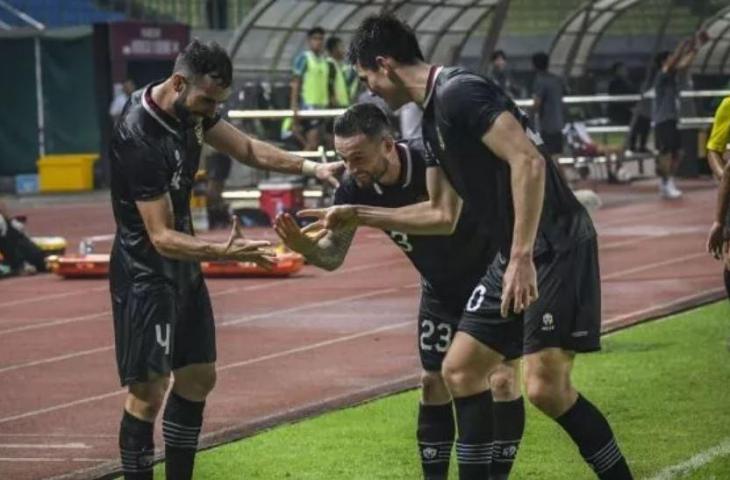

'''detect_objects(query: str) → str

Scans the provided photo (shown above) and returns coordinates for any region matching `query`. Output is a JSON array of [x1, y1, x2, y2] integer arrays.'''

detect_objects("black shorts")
[[541, 131, 564, 156], [112, 279, 217, 386], [418, 288, 462, 372], [654, 120, 681, 154], [459, 238, 602, 360]]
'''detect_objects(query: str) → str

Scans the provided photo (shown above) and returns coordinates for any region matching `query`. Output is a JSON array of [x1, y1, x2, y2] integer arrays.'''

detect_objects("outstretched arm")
[[205, 119, 344, 187], [298, 166, 463, 236]]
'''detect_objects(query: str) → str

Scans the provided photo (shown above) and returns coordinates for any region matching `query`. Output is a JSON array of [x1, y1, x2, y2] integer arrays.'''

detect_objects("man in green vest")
[[290, 26, 329, 150], [326, 36, 357, 108]]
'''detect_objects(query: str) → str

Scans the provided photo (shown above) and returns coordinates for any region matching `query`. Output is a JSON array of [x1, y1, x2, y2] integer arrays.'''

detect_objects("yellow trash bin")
[[37, 154, 98, 192]]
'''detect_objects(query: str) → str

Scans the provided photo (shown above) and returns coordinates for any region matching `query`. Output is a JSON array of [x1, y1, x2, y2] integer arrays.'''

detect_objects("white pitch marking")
[[0, 457, 105, 463], [644, 437, 730, 480], [0, 346, 114, 374]]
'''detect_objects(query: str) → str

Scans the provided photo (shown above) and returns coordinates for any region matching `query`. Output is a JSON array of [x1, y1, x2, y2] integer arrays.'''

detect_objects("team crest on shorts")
[[541, 312, 555, 332]]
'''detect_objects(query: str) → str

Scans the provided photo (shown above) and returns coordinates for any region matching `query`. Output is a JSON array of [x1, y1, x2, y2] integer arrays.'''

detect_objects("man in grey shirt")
[[652, 33, 705, 199], [532, 52, 567, 157]]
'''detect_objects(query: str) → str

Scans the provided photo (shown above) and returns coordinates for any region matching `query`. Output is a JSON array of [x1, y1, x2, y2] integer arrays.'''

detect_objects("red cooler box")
[[258, 181, 304, 222]]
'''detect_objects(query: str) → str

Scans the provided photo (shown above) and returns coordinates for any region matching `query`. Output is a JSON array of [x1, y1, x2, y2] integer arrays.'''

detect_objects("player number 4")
[[420, 320, 453, 353], [155, 323, 171, 355]]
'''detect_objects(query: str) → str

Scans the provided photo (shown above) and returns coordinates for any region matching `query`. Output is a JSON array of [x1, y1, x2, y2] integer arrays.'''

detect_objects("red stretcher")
[[49, 252, 304, 279]]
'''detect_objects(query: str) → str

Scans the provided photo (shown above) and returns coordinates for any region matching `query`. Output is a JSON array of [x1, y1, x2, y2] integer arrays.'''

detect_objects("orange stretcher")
[[49, 252, 304, 279]]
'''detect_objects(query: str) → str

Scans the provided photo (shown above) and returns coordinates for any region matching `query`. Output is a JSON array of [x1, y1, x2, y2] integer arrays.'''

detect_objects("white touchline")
[[644, 437, 730, 480]]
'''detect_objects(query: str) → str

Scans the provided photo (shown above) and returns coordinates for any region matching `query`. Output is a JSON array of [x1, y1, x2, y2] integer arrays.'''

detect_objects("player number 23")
[[420, 320, 452, 353]]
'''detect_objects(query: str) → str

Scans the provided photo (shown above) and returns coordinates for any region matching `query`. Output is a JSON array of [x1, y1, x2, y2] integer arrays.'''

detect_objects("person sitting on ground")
[[0, 200, 47, 276]]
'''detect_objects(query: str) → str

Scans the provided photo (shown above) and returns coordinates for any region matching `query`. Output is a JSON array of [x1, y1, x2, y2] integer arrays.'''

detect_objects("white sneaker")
[[660, 179, 682, 199]]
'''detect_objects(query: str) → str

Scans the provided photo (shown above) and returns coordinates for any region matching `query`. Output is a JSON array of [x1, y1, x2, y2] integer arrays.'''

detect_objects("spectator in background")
[[109, 79, 136, 125], [629, 90, 652, 153], [290, 26, 329, 151], [204, 147, 233, 229], [0, 200, 47, 276], [607, 62, 635, 126], [489, 49, 521, 98], [652, 32, 707, 199], [532, 52, 567, 158], [325, 36, 356, 108]]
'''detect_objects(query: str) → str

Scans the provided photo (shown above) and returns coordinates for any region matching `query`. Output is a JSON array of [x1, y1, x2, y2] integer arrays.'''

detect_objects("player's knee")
[[127, 378, 169, 420], [490, 369, 518, 401], [174, 366, 217, 400], [441, 360, 480, 394], [421, 370, 450, 404]]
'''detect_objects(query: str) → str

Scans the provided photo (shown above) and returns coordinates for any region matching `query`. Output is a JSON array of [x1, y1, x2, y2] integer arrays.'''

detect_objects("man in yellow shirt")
[[706, 96, 730, 299]]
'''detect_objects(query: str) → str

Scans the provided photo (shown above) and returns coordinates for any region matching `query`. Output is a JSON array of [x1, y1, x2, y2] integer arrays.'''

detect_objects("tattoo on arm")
[[306, 225, 357, 271]]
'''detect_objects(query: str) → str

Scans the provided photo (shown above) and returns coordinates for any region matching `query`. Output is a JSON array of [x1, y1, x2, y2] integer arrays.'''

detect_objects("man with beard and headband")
[[300, 15, 632, 480], [109, 40, 343, 480], [274, 103, 523, 480]]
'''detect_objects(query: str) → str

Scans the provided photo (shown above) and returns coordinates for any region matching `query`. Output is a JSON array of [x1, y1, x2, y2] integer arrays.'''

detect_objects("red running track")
[[0, 183, 723, 479]]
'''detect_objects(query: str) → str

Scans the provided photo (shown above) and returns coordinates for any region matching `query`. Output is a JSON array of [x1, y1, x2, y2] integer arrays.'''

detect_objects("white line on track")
[[644, 437, 730, 480], [0, 433, 115, 438], [0, 286, 108, 309], [0, 443, 90, 449], [603, 287, 725, 330], [598, 198, 713, 229], [0, 457, 106, 463], [602, 252, 709, 280], [0, 317, 413, 425], [0, 259, 405, 336], [0, 346, 114, 374]]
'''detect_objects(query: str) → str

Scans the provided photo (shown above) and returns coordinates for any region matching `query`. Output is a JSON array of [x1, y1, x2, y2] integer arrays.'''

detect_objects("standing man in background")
[[532, 52, 567, 159], [706, 95, 730, 301], [489, 50, 521, 99], [290, 27, 329, 150], [652, 32, 706, 199]]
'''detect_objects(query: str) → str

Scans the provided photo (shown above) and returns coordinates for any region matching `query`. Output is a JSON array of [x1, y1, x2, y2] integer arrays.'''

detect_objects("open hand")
[[223, 215, 275, 269], [298, 205, 358, 230], [500, 254, 538, 318], [274, 213, 328, 254]]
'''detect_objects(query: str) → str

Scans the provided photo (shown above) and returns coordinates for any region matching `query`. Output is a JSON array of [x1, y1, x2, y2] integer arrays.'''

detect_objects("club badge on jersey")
[[194, 121, 204, 145]]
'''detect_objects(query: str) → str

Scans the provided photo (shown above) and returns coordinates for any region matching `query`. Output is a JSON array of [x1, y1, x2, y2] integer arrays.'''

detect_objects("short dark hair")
[[491, 50, 506, 62], [308, 26, 325, 37], [334, 103, 392, 139], [347, 14, 424, 70], [174, 39, 232, 88], [326, 36, 342, 54], [532, 52, 549, 71]]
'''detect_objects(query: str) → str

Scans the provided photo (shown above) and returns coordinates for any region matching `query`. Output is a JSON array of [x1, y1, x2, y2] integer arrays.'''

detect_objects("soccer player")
[[706, 95, 730, 298], [110, 40, 342, 480], [300, 15, 632, 479], [275, 103, 524, 480]]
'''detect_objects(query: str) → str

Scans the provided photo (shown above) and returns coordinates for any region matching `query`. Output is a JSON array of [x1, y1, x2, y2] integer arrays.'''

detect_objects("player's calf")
[[442, 333, 503, 479], [490, 361, 524, 480], [418, 371, 455, 480], [120, 376, 169, 480], [525, 351, 633, 479], [162, 363, 216, 480]]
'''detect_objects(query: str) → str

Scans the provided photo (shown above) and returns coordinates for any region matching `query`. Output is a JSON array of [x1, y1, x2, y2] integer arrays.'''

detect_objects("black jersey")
[[421, 66, 595, 256], [109, 81, 220, 291], [334, 139, 492, 309]]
